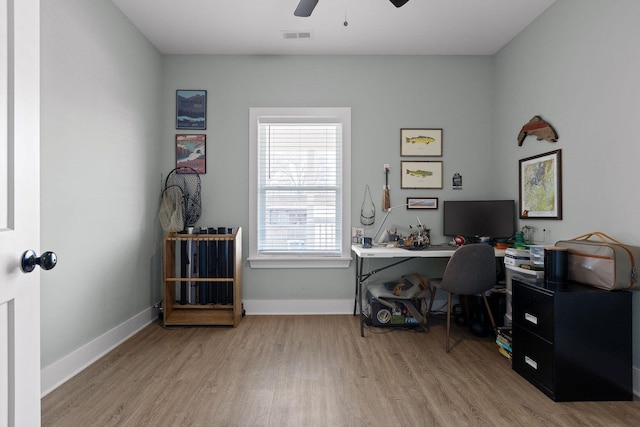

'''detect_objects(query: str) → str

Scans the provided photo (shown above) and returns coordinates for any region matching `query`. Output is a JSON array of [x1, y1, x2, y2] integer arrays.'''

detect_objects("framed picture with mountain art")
[[176, 134, 206, 174], [407, 197, 439, 209], [401, 161, 443, 189], [400, 128, 443, 157], [176, 89, 206, 130]]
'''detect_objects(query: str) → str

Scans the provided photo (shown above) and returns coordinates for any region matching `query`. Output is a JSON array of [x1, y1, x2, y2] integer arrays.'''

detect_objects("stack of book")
[[496, 327, 513, 361]]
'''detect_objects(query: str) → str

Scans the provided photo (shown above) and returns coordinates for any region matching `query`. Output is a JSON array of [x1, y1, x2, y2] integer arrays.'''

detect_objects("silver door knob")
[[21, 250, 57, 273]]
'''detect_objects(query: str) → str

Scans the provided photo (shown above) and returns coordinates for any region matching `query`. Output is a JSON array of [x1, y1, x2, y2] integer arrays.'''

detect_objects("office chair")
[[426, 244, 497, 352]]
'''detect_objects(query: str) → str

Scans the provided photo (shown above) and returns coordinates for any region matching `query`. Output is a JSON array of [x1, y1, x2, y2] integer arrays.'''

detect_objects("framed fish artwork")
[[401, 161, 443, 189], [400, 128, 443, 157]]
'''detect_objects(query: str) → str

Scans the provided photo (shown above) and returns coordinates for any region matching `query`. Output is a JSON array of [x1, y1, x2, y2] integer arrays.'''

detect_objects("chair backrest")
[[438, 244, 496, 295]]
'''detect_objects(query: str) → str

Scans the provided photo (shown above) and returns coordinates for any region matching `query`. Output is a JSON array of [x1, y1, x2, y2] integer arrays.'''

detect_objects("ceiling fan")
[[294, 0, 410, 17]]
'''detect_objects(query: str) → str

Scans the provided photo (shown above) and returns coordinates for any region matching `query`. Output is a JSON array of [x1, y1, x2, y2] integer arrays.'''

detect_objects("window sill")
[[247, 255, 352, 269]]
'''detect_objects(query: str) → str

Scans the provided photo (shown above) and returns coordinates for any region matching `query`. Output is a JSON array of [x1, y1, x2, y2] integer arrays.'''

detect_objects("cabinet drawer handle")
[[525, 356, 538, 370], [524, 312, 538, 325]]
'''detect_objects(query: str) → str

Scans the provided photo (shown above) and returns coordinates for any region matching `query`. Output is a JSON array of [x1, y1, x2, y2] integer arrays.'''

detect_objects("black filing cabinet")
[[512, 278, 632, 401]]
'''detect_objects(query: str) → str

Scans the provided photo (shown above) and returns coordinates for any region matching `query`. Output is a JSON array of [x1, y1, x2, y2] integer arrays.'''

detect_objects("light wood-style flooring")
[[42, 314, 640, 426]]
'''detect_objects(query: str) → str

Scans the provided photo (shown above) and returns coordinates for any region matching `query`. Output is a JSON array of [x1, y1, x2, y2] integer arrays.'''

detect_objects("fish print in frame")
[[401, 161, 443, 189], [401, 128, 443, 156]]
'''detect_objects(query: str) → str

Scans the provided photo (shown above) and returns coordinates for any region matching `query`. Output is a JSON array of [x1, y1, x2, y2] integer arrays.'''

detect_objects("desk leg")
[[353, 254, 359, 316], [355, 256, 414, 337], [358, 255, 364, 337]]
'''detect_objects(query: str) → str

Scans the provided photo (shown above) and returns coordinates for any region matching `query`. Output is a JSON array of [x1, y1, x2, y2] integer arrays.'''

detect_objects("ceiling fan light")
[[294, 0, 319, 17], [390, 0, 410, 7]]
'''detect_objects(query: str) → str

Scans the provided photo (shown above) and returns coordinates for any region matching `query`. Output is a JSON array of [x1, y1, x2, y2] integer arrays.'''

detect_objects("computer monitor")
[[443, 200, 515, 240]]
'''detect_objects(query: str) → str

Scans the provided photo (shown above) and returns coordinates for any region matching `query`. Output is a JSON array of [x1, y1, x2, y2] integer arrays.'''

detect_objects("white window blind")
[[258, 120, 342, 254], [249, 108, 351, 268]]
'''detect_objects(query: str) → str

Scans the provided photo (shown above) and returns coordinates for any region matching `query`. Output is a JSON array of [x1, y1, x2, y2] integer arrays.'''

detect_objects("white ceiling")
[[111, 0, 556, 56]]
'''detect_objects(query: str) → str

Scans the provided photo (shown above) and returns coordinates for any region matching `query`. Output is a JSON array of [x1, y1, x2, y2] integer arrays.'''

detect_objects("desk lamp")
[[372, 203, 410, 244]]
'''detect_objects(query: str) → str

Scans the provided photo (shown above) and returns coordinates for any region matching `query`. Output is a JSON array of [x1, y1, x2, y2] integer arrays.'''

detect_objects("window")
[[248, 108, 351, 268]]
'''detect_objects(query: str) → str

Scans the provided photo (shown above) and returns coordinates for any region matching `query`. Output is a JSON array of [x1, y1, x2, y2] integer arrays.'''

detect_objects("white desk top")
[[351, 244, 505, 258]]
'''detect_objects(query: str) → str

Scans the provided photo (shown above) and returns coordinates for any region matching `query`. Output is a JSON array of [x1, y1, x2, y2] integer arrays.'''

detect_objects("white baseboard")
[[243, 299, 355, 315], [40, 307, 158, 397]]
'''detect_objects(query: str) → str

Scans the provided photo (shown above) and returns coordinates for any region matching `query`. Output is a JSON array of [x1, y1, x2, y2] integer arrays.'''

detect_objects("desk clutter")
[[372, 222, 432, 249], [504, 231, 640, 292], [363, 271, 505, 335], [363, 274, 431, 327]]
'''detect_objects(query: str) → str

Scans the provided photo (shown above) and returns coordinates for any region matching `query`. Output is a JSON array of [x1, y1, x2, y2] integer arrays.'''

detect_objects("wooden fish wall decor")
[[517, 115, 558, 146]]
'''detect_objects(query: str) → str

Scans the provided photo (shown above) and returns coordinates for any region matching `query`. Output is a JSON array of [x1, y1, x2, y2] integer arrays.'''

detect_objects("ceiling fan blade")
[[294, 0, 319, 17], [390, 0, 410, 7]]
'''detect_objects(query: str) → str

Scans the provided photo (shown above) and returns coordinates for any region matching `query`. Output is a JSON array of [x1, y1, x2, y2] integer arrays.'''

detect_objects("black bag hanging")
[[360, 185, 375, 226]]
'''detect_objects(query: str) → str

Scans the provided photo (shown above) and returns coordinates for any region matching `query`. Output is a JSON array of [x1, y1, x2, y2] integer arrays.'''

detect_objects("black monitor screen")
[[443, 200, 515, 239]]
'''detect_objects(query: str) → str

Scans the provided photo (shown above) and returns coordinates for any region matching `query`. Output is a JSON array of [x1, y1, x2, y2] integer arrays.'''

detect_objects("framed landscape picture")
[[176, 134, 206, 174], [400, 128, 443, 157], [407, 197, 438, 210], [400, 161, 443, 189], [176, 90, 206, 130], [519, 149, 562, 219]]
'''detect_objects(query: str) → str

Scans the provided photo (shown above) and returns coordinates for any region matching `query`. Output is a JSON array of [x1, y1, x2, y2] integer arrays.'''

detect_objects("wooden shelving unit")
[[163, 227, 242, 327]]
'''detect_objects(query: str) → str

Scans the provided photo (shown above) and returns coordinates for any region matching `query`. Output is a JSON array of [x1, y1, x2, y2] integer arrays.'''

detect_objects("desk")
[[352, 244, 505, 337]]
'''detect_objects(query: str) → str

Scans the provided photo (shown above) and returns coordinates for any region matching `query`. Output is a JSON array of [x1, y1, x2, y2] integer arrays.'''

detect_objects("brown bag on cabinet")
[[555, 232, 640, 290]]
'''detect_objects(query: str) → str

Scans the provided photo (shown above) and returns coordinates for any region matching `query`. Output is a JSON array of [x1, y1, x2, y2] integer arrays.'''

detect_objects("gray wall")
[[40, 0, 639, 389], [162, 55, 495, 302], [493, 0, 640, 371], [40, 0, 163, 368]]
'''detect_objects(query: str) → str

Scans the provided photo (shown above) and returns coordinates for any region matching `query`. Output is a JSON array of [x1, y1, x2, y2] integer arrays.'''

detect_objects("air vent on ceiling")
[[282, 31, 313, 40]]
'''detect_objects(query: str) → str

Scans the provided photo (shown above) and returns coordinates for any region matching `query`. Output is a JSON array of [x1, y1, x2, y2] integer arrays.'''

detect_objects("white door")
[[0, 0, 42, 425]]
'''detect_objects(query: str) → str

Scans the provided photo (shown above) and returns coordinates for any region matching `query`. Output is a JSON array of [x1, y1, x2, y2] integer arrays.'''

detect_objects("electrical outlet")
[[528, 226, 549, 244]]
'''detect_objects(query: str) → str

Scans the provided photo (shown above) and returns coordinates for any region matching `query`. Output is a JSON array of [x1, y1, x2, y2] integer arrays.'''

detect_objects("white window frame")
[[248, 107, 352, 268]]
